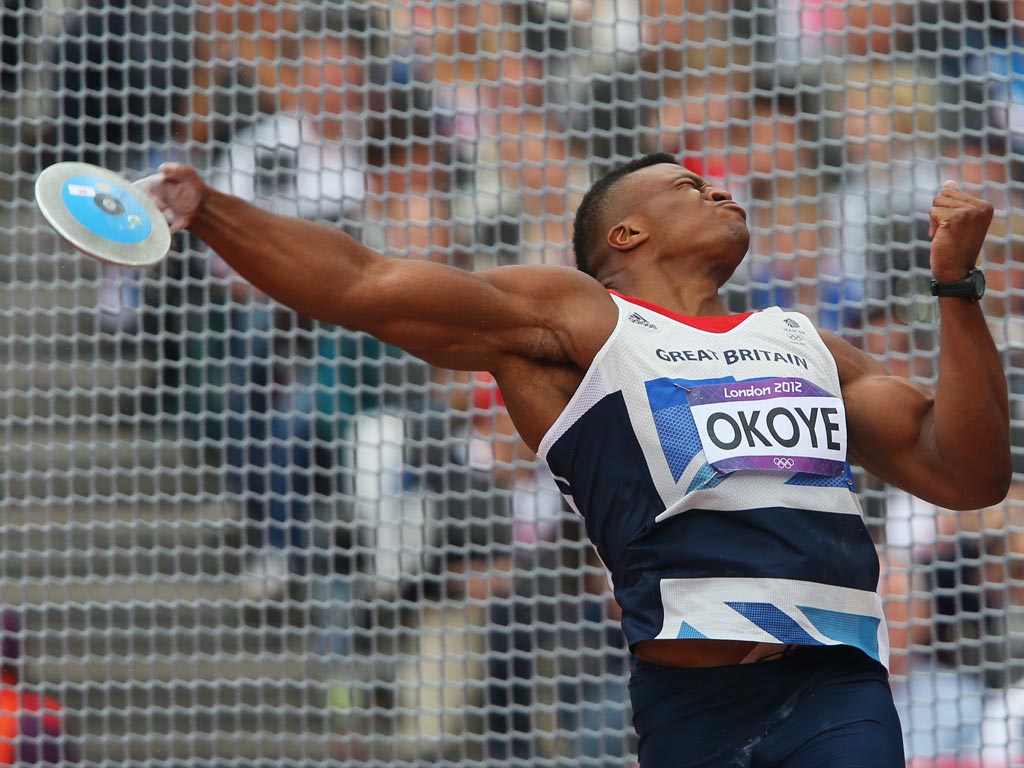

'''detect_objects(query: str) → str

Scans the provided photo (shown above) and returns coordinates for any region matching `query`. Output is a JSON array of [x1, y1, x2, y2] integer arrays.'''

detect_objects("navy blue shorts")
[[630, 645, 904, 768]]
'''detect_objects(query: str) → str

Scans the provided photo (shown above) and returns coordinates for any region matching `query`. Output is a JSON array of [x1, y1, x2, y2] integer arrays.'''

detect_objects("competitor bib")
[[685, 377, 847, 476]]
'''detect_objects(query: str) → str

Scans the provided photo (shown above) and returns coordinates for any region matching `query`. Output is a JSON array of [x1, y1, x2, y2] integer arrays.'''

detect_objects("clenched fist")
[[133, 163, 207, 235], [928, 180, 994, 282]]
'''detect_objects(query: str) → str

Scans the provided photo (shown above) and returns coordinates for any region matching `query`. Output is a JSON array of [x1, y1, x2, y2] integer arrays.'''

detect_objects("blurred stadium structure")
[[3, 0, 1024, 765]]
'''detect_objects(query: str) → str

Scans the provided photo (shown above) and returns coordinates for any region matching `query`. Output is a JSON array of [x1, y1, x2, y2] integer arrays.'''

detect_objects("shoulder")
[[479, 264, 617, 314], [488, 264, 618, 333], [478, 264, 619, 371]]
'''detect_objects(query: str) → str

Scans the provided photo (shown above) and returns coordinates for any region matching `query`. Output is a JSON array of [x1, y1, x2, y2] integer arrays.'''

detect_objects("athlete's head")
[[572, 153, 749, 285]]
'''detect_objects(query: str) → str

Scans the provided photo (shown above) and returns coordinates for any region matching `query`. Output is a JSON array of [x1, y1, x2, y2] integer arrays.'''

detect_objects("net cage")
[[1, 0, 1024, 765]]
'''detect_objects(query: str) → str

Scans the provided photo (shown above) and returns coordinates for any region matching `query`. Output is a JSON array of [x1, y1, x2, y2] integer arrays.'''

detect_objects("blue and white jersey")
[[538, 292, 888, 668]]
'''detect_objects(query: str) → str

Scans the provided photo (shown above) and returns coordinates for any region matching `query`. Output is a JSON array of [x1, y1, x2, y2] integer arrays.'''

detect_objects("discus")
[[34, 162, 171, 268]]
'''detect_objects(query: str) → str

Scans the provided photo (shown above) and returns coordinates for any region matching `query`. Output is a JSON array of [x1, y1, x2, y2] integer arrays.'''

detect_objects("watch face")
[[971, 269, 986, 298]]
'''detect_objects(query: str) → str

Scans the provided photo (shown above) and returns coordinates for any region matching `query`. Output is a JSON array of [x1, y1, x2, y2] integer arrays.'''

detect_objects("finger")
[[160, 162, 192, 181], [929, 208, 953, 229], [942, 179, 960, 190], [931, 196, 966, 208], [931, 194, 986, 210], [936, 186, 986, 205], [168, 213, 187, 235], [132, 173, 164, 195], [935, 193, 982, 208]]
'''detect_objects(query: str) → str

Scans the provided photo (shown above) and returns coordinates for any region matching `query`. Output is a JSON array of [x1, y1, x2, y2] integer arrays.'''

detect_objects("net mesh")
[[1, 0, 1023, 765]]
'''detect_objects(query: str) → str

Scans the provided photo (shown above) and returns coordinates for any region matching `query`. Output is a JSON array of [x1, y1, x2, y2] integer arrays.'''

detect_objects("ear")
[[607, 221, 649, 253]]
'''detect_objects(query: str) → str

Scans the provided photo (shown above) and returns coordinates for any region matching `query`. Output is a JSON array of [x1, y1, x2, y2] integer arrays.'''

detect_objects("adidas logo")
[[629, 312, 657, 329]]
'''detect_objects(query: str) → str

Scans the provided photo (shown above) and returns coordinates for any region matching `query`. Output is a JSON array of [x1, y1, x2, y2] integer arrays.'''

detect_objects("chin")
[[726, 221, 751, 252], [722, 228, 750, 271]]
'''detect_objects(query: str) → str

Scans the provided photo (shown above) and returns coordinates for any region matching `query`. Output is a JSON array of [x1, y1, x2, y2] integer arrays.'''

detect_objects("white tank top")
[[538, 292, 888, 668]]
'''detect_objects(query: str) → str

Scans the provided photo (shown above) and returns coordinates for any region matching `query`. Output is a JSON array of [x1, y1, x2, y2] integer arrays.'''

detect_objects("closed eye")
[[675, 177, 705, 191]]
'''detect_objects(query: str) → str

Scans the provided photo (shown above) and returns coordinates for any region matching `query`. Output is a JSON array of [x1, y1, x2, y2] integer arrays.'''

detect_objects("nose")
[[707, 186, 733, 203]]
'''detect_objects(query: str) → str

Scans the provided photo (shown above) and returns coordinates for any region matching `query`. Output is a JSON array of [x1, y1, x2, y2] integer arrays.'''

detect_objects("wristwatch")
[[929, 268, 986, 301]]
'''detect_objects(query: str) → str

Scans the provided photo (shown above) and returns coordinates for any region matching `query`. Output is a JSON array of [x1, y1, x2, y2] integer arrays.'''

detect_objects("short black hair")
[[572, 153, 679, 277]]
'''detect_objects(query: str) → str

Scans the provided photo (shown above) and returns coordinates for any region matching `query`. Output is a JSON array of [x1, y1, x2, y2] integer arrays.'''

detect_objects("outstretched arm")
[[824, 182, 1011, 510], [137, 163, 611, 373]]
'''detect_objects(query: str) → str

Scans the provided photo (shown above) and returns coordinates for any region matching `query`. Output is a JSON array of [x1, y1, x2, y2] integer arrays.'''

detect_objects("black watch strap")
[[929, 268, 986, 301]]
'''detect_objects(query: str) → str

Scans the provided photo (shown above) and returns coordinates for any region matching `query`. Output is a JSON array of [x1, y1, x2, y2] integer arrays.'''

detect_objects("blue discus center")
[[60, 175, 152, 244]]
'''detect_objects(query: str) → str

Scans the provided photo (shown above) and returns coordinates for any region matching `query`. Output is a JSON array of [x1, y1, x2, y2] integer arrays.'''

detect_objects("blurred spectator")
[[951, 133, 1024, 328], [1, 1, 37, 94], [353, 372, 520, 763], [928, 0, 1024, 155], [138, 0, 313, 419], [203, 31, 372, 599], [207, 34, 369, 223], [185, 23, 506, 763], [477, 49, 588, 266], [460, 374, 630, 766], [389, 0, 584, 267], [0, 613, 79, 765], [41, 0, 194, 172], [827, 61, 940, 328], [559, 0, 643, 166], [636, 0, 735, 79], [725, 90, 860, 328], [861, 317, 1012, 764], [882, 546, 988, 764], [645, 76, 747, 183], [189, 0, 305, 147], [464, 373, 562, 763], [329, 370, 632, 765], [882, 485, 1024, 765], [853, 306, 986, 760], [757, 0, 917, 90], [902, 483, 1024, 763], [362, 99, 457, 262], [201, 13, 463, 673], [573, 1, 746, 178]]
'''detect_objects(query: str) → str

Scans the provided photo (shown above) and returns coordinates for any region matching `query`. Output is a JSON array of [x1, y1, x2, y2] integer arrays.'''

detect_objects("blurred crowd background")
[[3, 0, 1024, 765]]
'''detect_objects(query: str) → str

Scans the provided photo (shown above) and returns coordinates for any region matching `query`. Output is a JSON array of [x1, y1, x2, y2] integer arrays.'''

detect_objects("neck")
[[608, 274, 730, 317]]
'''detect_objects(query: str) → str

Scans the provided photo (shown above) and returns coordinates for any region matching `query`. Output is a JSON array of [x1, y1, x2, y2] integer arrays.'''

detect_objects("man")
[[137, 152, 1010, 767]]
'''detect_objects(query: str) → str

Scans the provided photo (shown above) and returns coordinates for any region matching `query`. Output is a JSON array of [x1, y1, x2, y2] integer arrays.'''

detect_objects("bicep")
[[824, 331, 942, 499], [843, 373, 938, 493]]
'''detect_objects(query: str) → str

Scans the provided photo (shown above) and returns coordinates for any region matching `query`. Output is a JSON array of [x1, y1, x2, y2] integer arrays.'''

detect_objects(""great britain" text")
[[655, 348, 809, 369]]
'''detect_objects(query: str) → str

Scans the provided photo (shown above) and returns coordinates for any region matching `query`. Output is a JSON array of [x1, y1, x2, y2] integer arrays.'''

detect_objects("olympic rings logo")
[[773, 457, 795, 470]]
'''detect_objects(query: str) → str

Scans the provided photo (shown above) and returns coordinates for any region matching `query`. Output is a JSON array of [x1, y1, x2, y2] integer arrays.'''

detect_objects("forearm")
[[931, 297, 1012, 503], [190, 188, 381, 326]]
